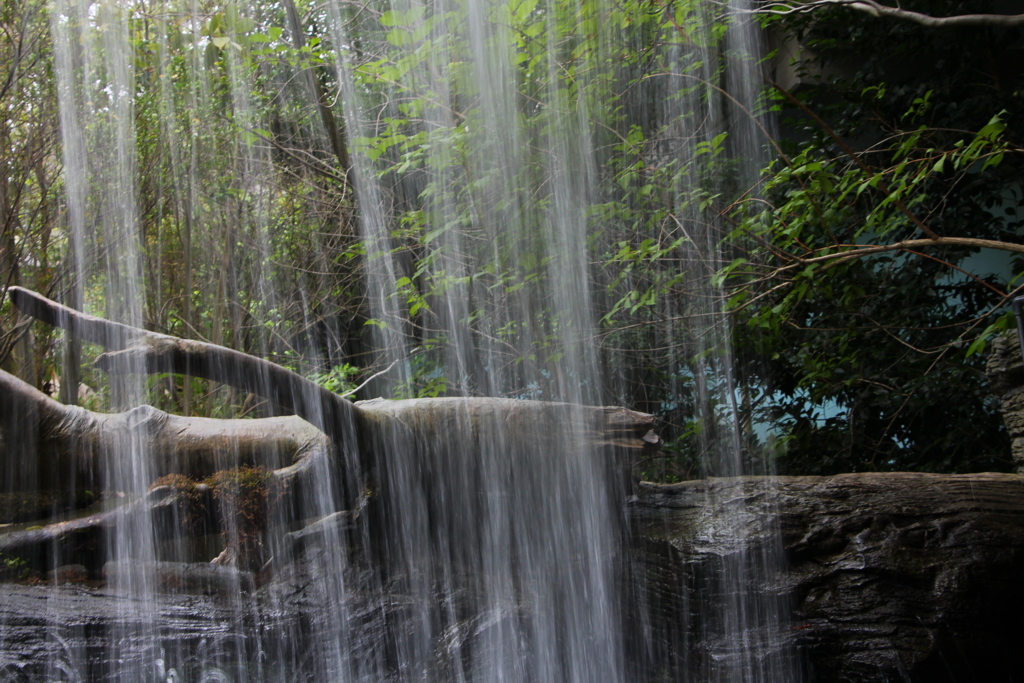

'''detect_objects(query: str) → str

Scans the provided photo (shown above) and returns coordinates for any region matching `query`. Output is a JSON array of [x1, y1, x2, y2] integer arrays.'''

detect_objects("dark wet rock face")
[[986, 331, 1024, 471], [0, 582, 277, 681], [631, 472, 1024, 682], [3, 472, 1024, 681]]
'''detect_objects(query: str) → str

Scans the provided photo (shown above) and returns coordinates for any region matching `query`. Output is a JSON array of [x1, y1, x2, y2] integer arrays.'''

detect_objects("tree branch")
[[0, 367, 330, 492], [800, 237, 1024, 268], [750, 0, 1024, 28], [726, 237, 1024, 315], [8, 286, 362, 459]]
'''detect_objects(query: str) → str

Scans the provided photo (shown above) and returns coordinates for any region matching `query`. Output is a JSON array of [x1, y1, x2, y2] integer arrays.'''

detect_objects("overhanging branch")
[[8, 286, 361, 457], [0, 367, 330, 492], [803, 237, 1024, 267], [748, 0, 1024, 28]]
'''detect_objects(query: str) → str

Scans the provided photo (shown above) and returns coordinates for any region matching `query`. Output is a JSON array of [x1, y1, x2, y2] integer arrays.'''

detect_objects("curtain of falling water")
[[33, 0, 800, 680], [329, 0, 799, 678], [640, 3, 799, 680], [50, 0, 158, 678], [326, 0, 626, 677]]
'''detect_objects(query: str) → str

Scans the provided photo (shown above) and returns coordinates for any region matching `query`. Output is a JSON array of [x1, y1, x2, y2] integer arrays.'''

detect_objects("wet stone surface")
[[631, 472, 1024, 682], [3, 472, 1024, 681]]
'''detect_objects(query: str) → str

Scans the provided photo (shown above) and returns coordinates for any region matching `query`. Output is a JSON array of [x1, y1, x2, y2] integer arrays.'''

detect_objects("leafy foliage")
[[1, 0, 1019, 480], [721, 0, 1023, 474]]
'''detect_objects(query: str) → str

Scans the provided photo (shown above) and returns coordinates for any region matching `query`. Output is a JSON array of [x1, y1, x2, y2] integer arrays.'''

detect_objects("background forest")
[[0, 0, 1020, 480]]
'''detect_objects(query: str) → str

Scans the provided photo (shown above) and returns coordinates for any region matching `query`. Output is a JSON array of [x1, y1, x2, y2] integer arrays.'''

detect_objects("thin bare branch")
[[804, 237, 1024, 268], [745, 0, 1024, 27]]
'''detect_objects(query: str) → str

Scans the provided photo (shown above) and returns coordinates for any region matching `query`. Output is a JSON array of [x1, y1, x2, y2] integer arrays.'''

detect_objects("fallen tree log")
[[0, 288, 660, 572], [6, 287, 659, 493], [0, 371, 657, 506], [8, 286, 361, 459]]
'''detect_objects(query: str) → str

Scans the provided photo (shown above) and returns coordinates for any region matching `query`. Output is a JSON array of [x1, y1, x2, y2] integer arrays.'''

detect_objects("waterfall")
[[0, 0, 799, 680]]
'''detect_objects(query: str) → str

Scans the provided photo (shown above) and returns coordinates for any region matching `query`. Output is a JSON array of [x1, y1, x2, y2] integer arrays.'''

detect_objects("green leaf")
[[981, 152, 1004, 172], [965, 335, 988, 358], [422, 227, 446, 244], [386, 28, 412, 47]]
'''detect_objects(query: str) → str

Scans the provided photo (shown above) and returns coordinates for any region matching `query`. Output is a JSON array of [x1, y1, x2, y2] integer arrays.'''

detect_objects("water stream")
[[0, 0, 798, 680]]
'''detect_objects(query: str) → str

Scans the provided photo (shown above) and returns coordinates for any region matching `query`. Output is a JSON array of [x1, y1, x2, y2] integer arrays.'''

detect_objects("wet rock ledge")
[[2, 472, 1023, 682], [631, 472, 1024, 683]]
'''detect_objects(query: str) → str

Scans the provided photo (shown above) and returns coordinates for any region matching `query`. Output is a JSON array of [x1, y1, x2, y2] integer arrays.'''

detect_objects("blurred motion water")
[[0, 0, 799, 680]]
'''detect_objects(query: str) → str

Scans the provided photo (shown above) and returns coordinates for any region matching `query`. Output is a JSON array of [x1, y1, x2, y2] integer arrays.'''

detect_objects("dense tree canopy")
[[725, 0, 1023, 474], [0, 0, 1019, 479]]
